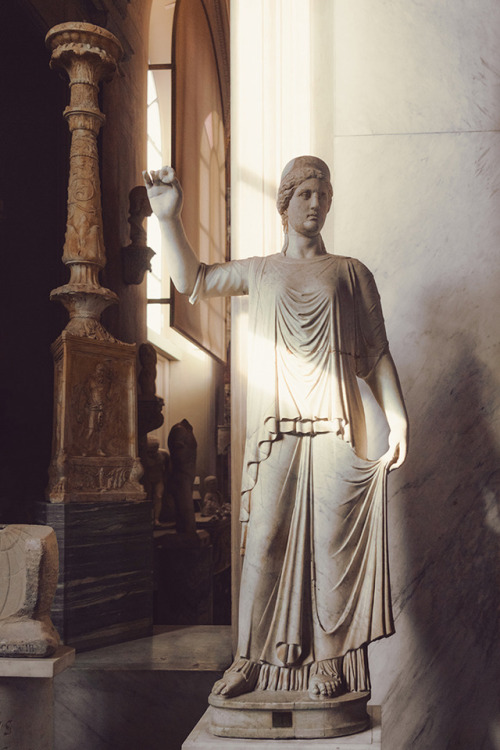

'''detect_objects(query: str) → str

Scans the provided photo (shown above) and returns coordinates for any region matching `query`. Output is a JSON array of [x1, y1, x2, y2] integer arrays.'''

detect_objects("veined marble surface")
[[232, 2, 500, 748], [329, 26, 500, 748], [333, 0, 500, 136], [54, 626, 231, 750]]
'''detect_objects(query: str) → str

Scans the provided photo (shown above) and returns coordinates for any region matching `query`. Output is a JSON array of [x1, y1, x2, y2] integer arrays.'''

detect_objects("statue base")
[[0, 646, 74, 750], [208, 689, 371, 740]]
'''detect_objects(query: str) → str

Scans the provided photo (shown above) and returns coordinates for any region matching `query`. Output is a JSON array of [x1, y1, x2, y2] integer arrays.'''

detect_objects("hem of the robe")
[[188, 263, 206, 305], [227, 645, 373, 693]]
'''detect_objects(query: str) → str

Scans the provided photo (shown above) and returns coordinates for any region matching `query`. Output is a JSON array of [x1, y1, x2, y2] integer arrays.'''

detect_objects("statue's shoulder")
[[243, 253, 281, 270], [335, 254, 375, 278]]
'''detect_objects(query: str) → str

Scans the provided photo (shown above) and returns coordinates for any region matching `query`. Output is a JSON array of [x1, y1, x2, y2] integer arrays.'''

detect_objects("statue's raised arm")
[[143, 167, 200, 295], [146, 156, 410, 741]]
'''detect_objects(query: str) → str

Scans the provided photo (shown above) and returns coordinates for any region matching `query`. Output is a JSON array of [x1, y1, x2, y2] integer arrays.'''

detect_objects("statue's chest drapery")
[[257, 255, 356, 422]]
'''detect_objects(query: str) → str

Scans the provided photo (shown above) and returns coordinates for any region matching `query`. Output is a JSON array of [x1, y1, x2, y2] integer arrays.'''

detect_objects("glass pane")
[[151, 69, 172, 165], [149, 0, 175, 65], [147, 274, 163, 334]]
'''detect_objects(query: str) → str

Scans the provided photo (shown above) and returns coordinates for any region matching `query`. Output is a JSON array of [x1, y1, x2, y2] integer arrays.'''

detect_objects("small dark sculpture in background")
[[142, 437, 170, 526], [122, 185, 155, 285], [137, 342, 165, 522], [138, 342, 158, 400], [201, 475, 222, 516], [168, 419, 198, 538], [137, 343, 164, 439]]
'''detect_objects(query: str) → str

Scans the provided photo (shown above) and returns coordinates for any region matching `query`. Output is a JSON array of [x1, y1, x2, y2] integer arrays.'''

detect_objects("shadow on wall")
[[382, 308, 500, 749]]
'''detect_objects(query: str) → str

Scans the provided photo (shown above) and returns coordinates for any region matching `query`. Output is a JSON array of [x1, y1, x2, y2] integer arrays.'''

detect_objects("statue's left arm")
[[351, 258, 409, 471], [365, 351, 409, 471]]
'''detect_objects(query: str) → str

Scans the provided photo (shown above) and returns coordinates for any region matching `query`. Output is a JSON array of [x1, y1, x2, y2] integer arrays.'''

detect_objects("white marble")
[[231, 3, 500, 747], [0, 524, 60, 657], [183, 706, 380, 749], [333, 0, 500, 136], [331, 129, 500, 749], [0, 646, 74, 678]]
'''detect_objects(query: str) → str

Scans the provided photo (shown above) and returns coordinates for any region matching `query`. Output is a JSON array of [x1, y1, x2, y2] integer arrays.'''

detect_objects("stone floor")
[[54, 625, 231, 750]]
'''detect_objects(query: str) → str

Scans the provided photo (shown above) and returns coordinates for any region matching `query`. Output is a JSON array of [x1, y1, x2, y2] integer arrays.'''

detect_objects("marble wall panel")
[[36, 501, 154, 651], [333, 0, 500, 136], [332, 131, 500, 748], [54, 669, 219, 750], [231, 3, 500, 746], [54, 626, 231, 750]]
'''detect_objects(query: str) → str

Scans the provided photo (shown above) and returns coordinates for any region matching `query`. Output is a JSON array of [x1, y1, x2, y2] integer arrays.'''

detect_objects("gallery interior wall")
[[1, 1, 499, 746], [0, 0, 224, 513], [0, 0, 68, 522], [231, 2, 500, 748]]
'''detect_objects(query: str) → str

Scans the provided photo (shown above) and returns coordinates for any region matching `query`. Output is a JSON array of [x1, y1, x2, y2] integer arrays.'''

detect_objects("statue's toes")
[[211, 679, 225, 695]]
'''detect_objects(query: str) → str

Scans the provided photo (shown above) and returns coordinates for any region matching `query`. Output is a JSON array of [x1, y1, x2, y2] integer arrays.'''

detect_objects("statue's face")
[[287, 178, 330, 237]]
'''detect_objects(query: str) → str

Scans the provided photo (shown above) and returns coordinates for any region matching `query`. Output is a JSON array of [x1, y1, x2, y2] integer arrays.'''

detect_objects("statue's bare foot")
[[212, 669, 256, 698], [308, 672, 345, 700]]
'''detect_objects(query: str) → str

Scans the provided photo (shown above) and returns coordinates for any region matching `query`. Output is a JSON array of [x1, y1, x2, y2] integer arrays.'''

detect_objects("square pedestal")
[[182, 706, 381, 750], [35, 500, 154, 650], [0, 646, 74, 750]]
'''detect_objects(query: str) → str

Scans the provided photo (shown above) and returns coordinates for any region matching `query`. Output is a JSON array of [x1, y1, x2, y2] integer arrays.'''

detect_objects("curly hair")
[[276, 167, 333, 228]]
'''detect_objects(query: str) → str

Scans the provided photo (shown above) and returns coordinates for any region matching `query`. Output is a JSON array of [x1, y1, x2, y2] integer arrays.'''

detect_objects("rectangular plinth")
[[35, 500, 154, 651], [0, 646, 75, 678], [183, 706, 381, 749]]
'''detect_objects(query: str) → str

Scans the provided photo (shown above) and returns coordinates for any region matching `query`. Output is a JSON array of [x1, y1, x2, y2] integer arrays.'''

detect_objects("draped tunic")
[[190, 252, 394, 673], [191, 252, 389, 518]]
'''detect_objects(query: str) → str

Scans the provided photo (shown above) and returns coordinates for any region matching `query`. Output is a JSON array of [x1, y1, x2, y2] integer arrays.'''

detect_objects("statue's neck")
[[284, 233, 325, 258]]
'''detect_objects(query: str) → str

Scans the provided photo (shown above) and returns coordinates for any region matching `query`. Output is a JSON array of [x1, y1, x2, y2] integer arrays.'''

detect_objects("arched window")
[[147, 0, 229, 363]]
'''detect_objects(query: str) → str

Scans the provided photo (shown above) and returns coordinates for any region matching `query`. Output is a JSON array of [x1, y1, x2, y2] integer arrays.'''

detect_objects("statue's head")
[[276, 156, 333, 232], [129, 185, 153, 218], [139, 342, 157, 366]]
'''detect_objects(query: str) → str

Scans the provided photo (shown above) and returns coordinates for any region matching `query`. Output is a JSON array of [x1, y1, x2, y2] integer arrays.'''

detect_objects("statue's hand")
[[142, 166, 183, 221], [382, 423, 409, 472]]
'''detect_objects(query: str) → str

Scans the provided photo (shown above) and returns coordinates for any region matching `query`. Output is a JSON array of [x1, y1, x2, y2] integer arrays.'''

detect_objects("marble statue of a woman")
[[144, 157, 408, 705]]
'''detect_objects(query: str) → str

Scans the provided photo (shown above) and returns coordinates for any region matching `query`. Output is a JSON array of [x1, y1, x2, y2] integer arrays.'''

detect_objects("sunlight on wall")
[[146, 70, 163, 335], [230, 2, 336, 620]]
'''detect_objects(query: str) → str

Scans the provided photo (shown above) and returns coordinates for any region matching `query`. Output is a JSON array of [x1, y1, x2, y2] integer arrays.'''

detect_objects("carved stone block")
[[0, 525, 60, 657], [47, 332, 146, 503]]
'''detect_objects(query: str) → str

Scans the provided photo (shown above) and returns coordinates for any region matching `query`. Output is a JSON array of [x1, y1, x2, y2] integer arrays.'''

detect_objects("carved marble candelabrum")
[[45, 23, 145, 504], [46, 22, 121, 340]]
